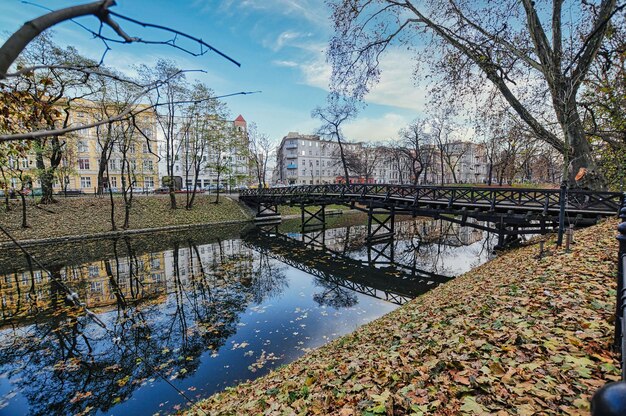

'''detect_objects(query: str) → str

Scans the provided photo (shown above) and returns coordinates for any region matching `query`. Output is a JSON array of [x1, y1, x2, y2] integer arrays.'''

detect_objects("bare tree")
[[342, 143, 382, 183], [399, 119, 436, 185], [140, 59, 188, 209], [180, 83, 225, 209], [328, 0, 625, 189], [248, 122, 273, 188], [3, 34, 96, 203], [206, 119, 238, 204], [312, 93, 357, 184]]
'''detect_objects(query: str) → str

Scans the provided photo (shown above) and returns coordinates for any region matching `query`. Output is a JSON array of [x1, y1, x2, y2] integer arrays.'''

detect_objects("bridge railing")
[[240, 185, 623, 214]]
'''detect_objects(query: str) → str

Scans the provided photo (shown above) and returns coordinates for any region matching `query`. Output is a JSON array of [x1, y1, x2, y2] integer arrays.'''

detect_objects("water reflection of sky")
[[0, 218, 493, 415]]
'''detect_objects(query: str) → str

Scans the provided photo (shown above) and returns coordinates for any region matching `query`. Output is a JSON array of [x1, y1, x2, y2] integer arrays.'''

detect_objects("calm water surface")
[[0, 216, 494, 415]]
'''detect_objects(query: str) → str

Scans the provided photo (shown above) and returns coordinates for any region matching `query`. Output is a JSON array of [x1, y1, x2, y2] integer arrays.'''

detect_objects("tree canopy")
[[327, 0, 624, 189]]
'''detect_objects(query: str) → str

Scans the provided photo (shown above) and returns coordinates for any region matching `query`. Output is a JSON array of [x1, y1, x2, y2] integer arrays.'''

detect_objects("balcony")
[[286, 154, 297, 159], [286, 144, 298, 149], [286, 163, 298, 169]]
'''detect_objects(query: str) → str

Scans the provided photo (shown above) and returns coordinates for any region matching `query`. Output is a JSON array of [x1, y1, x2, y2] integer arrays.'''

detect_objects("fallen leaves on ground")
[[0, 195, 250, 242], [182, 219, 621, 415]]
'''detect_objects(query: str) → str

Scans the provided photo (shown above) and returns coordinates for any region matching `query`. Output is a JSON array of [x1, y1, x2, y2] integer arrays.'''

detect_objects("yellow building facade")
[[0, 250, 167, 322], [7, 99, 159, 194]]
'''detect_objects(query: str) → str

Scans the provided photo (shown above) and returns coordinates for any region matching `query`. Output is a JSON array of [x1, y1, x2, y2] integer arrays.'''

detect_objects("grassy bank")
[[0, 194, 251, 243], [183, 219, 620, 415]]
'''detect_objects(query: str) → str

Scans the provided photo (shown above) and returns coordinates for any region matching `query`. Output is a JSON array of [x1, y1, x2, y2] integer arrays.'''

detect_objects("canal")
[[0, 214, 494, 415]]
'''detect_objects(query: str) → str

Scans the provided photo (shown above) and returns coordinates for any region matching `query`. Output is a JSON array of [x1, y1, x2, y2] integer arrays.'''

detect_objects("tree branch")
[[0, 89, 260, 143], [0, 0, 241, 79]]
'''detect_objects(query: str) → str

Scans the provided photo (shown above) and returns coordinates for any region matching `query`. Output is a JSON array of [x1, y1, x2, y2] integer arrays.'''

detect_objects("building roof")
[[234, 114, 246, 122]]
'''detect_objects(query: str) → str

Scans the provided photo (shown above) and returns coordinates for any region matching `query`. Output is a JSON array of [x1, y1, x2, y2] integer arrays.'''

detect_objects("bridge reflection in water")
[[0, 216, 492, 416], [245, 217, 493, 305]]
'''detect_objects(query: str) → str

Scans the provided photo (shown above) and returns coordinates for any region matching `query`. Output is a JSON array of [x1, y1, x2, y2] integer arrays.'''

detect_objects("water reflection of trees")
[[316, 218, 492, 277], [299, 218, 493, 302], [0, 234, 288, 415]]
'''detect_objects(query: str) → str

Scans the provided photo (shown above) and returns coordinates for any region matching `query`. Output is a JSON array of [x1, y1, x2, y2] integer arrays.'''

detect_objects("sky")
[[0, 0, 428, 144]]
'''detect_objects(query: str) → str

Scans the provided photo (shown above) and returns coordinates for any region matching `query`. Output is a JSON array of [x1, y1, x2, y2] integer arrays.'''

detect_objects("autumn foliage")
[[186, 219, 620, 415]]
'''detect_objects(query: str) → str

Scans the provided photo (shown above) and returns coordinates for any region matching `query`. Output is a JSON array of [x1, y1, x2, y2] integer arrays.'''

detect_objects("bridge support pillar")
[[255, 203, 280, 222], [367, 238, 395, 268], [301, 224, 326, 249], [367, 205, 395, 242], [494, 216, 521, 250], [301, 204, 326, 230]]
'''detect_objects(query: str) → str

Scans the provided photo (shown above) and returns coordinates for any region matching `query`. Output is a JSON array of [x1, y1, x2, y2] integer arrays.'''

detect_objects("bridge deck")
[[241, 185, 623, 223]]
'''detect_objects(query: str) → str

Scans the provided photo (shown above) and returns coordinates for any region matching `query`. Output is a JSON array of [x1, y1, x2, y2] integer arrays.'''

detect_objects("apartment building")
[[159, 114, 250, 190], [275, 133, 490, 186], [4, 99, 159, 194], [422, 142, 488, 184], [275, 132, 362, 185]]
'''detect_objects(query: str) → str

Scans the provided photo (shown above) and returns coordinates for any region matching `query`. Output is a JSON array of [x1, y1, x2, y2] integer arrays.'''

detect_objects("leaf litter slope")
[[183, 219, 620, 415], [0, 195, 250, 242]]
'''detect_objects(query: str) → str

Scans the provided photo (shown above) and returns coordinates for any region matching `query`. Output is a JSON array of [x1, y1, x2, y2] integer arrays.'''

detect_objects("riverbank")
[[183, 219, 620, 415], [0, 194, 251, 243]]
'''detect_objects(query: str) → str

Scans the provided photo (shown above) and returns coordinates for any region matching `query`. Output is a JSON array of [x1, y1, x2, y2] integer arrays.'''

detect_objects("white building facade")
[[158, 115, 250, 190]]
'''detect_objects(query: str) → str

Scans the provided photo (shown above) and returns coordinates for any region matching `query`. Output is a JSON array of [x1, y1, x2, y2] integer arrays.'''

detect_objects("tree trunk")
[[36, 150, 54, 204], [97, 145, 110, 195], [563, 106, 603, 189], [439, 153, 444, 186], [337, 139, 350, 184], [106, 164, 116, 231], [19, 192, 27, 228], [36, 138, 63, 204], [215, 171, 221, 204]]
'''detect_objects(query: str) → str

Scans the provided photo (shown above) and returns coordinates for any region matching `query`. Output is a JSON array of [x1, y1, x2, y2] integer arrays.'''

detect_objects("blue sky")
[[0, 0, 427, 143]]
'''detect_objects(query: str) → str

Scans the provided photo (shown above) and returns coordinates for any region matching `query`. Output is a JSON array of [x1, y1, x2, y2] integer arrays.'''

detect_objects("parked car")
[[204, 184, 225, 191], [131, 186, 149, 194], [155, 187, 170, 194], [176, 186, 205, 193]]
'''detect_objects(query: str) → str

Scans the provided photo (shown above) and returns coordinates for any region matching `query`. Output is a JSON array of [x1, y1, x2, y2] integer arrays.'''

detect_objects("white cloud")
[[273, 60, 299, 67], [197, 0, 328, 26], [283, 46, 428, 112], [264, 30, 312, 51], [343, 113, 410, 142]]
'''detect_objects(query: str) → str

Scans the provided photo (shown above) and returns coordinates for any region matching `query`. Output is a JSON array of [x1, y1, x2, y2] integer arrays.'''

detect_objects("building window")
[[110, 177, 117, 187], [78, 158, 90, 170], [129, 144, 136, 154], [145, 177, 154, 188], [142, 144, 149, 153], [80, 177, 92, 188], [109, 159, 117, 171], [143, 160, 153, 171], [88, 265, 99, 277], [78, 141, 88, 153], [90, 281, 102, 293]]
